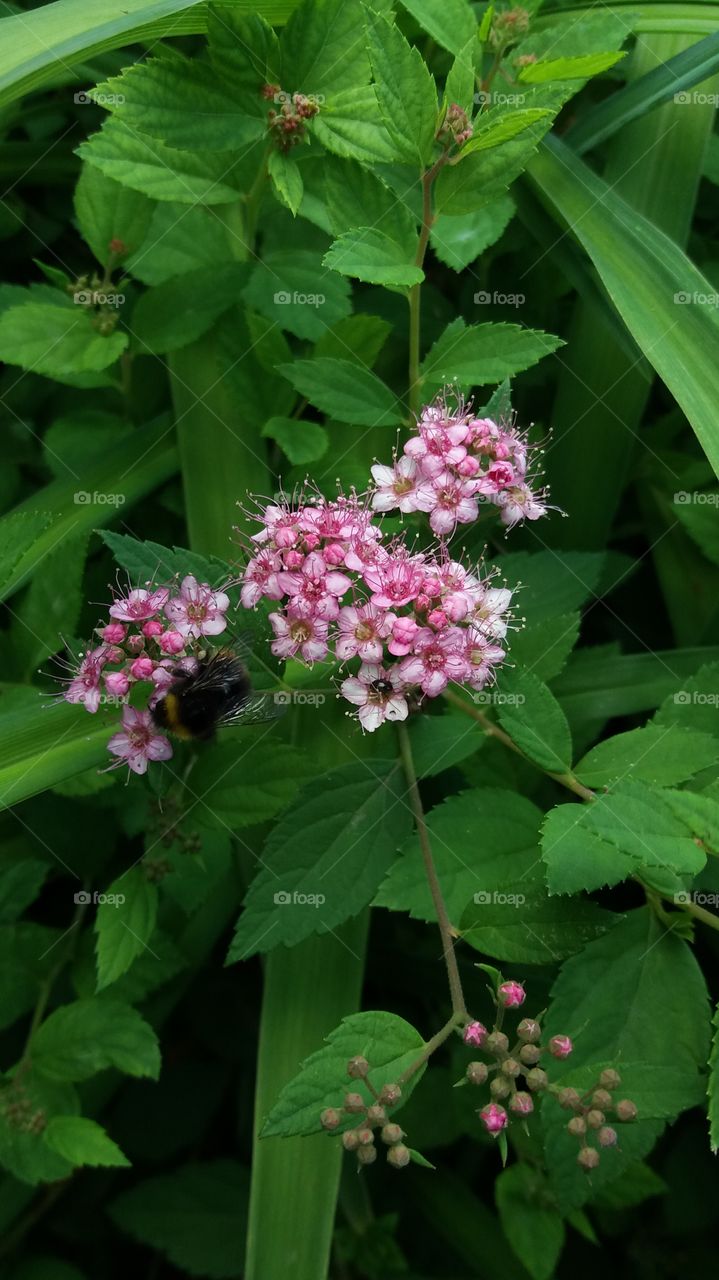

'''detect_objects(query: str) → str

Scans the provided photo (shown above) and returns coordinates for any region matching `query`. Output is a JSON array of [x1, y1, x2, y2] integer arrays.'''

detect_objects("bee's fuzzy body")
[[152, 648, 255, 741]]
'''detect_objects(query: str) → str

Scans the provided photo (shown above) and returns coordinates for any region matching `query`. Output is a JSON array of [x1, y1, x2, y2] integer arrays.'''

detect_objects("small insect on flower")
[[151, 645, 279, 741]]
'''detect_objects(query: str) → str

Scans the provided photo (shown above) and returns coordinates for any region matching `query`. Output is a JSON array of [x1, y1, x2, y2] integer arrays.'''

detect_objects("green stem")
[[397, 720, 467, 1017], [443, 688, 596, 802], [397, 1012, 468, 1086], [408, 153, 450, 418]]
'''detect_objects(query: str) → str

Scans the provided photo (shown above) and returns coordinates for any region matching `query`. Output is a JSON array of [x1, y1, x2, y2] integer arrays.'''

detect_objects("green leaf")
[[459, 889, 615, 964], [375, 788, 542, 924], [77, 118, 248, 205], [459, 108, 552, 156], [495, 1165, 565, 1280], [276, 356, 403, 425], [310, 85, 399, 164], [281, 0, 370, 97], [324, 227, 423, 287], [0, 299, 126, 379], [0, 923, 63, 1031], [98, 531, 231, 589], [496, 669, 573, 773], [32, 997, 161, 1082], [421, 318, 563, 390], [94, 868, 159, 991], [74, 165, 153, 268], [541, 780, 708, 895], [261, 416, 329, 465], [268, 150, 304, 216], [243, 249, 351, 340], [313, 313, 391, 367], [365, 7, 438, 166], [109, 1160, 249, 1278], [509, 612, 581, 683], [430, 197, 514, 271], [408, 706, 485, 778], [518, 51, 625, 84], [261, 1010, 426, 1137], [227, 760, 412, 959], [43, 1116, 130, 1169], [593, 1162, 667, 1210], [566, 32, 719, 154], [528, 136, 719, 485], [94, 50, 264, 150], [0, 848, 48, 922], [708, 1003, 719, 1153], [654, 661, 719, 737], [399, 0, 476, 56], [0, 1073, 78, 1186], [131, 264, 247, 353], [323, 157, 417, 245], [189, 734, 309, 830], [673, 489, 719, 566], [126, 201, 234, 284], [575, 724, 719, 789]]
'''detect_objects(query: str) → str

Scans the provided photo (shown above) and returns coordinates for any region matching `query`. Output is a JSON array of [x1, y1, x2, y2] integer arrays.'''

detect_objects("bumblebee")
[[151, 647, 279, 741]]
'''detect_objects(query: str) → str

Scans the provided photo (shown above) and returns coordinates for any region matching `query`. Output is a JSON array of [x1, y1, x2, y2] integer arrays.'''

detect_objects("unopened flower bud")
[[502, 1057, 521, 1078], [463, 1021, 487, 1048], [486, 1031, 509, 1056], [519, 1044, 541, 1066], [355, 1127, 374, 1146], [586, 1109, 604, 1129], [357, 1143, 377, 1165], [615, 1099, 637, 1122], [599, 1068, 621, 1089], [498, 981, 526, 1008], [379, 1083, 402, 1106], [598, 1126, 618, 1147], [104, 671, 129, 697], [320, 1108, 342, 1131], [525, 1068, 548, 1092], [466, 1061, 489, 1086], [381, 1122, 404, 1145], [347, 1055, 369, 1079], [557, 1087, 582, 1110], [578, 1145, 600, 1170], [142, 619, 164, 638], [480, 1102, 508, 1135], [517, 1019, 542, 1043], [548, 1035, 573, 1059], [567, 1116, 586, 1137], [387, 1142, 411, 1168], [490, 1076, 511, 1099], [342, 1129, 360, 1151], [509, 1091, 534, 1116], [100, 622, 126, 643], [130, 656, 154, 681], [592, 1089, 612, 1109], [344, 1092, 366, 1114], [366, 1104, 386, 1126]]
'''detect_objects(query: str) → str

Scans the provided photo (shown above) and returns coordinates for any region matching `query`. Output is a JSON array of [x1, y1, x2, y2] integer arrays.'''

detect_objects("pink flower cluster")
[[63, 575, 231, 773], [240, 488, 513, 731], [370, 396, 548, 534]]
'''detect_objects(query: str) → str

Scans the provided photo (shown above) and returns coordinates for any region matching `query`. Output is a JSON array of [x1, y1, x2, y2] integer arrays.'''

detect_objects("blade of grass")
[[0, 687, 116, 809]]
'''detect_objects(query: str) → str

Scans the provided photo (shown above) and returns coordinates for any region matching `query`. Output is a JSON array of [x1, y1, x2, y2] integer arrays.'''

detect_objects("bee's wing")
[[218, 691, 286, 727]]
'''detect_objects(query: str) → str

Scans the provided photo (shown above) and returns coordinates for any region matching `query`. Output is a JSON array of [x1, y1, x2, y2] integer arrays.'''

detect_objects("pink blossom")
[[509, 1092, 534, 1116], [104, 670, 129, 698], [240, 548, 285, 607], [277, 551, 351, 621], [340, 664, 409, 732], [399, 628, 469, 696], [99, 622, 126, 643], [471, 587, 513, 640], [480, 1103, 508, 1135], [142, 619, 164, 638], [107, 705, 173, 776], [165, 575, 230, 638], [498, 981, 526, 1008], [129, 657, 155, 681], [463, 1021, 487, 1048], [370, 456, 422, 514], [364, 550, 425, 609], [465, 631, 506, 689], [269, 609, 329, 663], [415, 473, 479, 536], [388, 615, 420, 656], [158, 630, 185, 655], [109, 586, 170, 623], [495, 483, 547, 528], [548, 1035, 573, 1059], [336, 604, 393, 663], [64, 646, 109, 713], [476, 461, 516, 495]]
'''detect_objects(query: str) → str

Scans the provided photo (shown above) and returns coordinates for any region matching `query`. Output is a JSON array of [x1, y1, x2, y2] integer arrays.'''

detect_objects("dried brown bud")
[[557, 1087, 582, 1110], [320, 1107, 342, 1131], [466, 1061, 489, 1086], [342, 1129, 360, 1151], [525, 1068, 548, 1092], [347, 1056, 370, 1079], [379, 1082, 402, 1106], [501, 1057, 522, 1078], [586, 1109, 604, 1129], [519, 1044, 541, 1066], [355, 1127, 374, 1146], [381, 1122, 404, 1145], [357, 1143, 377, 1165], [486, 1031, 509, 1056], [517, 1018, 542, 1043], [490, 1076, 511, 1099], [578, 1145, 600, 1170], [615, 1099, 638, 1122], [366, 1104, 387, 1127], [567, 1115, 586, 1137], [344, 1092, 366, 1114], [592, 1089, 612, 1109], [599, 1068, 621, 1090], [387, 1143, 411, 1168], [598, 1126, 618, 1147]]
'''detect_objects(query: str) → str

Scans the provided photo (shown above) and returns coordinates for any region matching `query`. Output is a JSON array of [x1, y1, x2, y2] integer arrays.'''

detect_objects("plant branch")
[[408, 151, 450, 418], [397, 719, 467, 1017], [397, 1012, 468, 1086]]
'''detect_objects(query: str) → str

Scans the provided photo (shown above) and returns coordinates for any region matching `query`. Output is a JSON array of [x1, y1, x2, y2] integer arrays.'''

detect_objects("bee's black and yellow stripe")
[[153, 691, 195, 739]]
